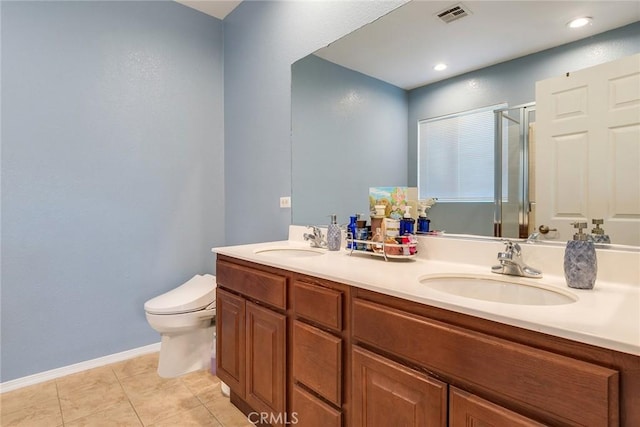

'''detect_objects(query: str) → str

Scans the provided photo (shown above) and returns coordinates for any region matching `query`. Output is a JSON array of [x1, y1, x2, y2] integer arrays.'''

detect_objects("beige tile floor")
[[0, 353, 254, 427]]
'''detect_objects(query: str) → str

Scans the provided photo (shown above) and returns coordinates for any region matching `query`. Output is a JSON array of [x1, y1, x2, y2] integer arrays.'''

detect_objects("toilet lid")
[[144, 274, 216, 315]]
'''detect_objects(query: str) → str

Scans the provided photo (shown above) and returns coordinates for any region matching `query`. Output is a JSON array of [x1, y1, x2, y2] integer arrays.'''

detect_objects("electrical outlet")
[[280, 196, 291, 208]]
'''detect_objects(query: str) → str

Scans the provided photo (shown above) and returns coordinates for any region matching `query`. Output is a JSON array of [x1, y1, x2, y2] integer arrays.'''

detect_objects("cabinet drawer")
[[353, 298, 619, 426], [293, 280, 342, 331], [217, 260, 286, 309], [292, 384, 342, 427], [449, 387, 544, 427], [293, 320, 342, 406]]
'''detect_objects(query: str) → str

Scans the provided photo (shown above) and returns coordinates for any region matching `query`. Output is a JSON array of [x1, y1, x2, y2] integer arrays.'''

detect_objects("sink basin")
[[419, 275, 576, 306], [254, 246, 325, 258]]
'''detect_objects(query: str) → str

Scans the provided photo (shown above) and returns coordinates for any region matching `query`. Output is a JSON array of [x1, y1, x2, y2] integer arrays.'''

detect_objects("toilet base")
[[157, 324, 215, 378]]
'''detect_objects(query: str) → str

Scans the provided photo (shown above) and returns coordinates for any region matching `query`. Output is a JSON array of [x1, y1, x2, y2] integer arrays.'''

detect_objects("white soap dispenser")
[[327, 214, 341, 251], [564, 222, 597, 289]]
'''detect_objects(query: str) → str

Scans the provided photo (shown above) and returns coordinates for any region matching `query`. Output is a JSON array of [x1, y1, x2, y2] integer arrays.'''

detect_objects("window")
[[418, 104, 506, 202]]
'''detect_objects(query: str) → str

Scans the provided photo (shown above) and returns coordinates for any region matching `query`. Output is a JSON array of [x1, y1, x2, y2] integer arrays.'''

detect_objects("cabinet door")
[[352, 346, 447, 427], [245, 301, 286, 419], [216, 288, 246, 398], [449, 387, 545, 427]]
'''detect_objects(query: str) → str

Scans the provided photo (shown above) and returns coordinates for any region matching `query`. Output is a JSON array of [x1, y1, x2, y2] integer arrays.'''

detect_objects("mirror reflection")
[[291, 1, 640, 245]]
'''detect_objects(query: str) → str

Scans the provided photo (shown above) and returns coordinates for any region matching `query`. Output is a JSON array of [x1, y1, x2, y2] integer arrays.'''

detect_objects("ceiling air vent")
[[436, 3, 471, 24]]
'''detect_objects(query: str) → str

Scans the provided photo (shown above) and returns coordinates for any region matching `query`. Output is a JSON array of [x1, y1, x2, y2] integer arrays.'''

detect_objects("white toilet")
[[144, 274, 217, 378]]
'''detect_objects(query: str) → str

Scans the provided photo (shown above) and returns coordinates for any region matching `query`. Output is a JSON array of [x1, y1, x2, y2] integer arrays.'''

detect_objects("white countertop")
[[212, 232, 640, 357]]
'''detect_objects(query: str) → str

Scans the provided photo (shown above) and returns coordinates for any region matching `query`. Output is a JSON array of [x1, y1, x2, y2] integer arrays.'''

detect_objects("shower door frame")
[[494, 102, 536, 238]]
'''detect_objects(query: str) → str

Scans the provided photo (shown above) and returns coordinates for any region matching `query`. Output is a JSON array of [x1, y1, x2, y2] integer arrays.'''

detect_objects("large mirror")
[[292, 1, 640, 244]]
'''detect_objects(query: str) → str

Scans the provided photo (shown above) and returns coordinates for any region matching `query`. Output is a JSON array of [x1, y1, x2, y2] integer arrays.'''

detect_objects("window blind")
[[418, 104, 505, 202]]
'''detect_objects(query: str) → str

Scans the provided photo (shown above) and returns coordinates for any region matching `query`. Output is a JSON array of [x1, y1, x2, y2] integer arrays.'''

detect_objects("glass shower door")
[[494, 104, 535, 238]]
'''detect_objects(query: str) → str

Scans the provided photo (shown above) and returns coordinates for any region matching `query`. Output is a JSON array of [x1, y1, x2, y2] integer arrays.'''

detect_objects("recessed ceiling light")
[[567, 17, 593, 29], [434, 63, 448, 71]]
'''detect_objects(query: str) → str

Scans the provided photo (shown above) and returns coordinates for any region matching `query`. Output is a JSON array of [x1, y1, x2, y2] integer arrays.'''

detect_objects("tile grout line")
[[193, 385, 225, 426], [111, 365, 145, 427], [54, 380, 65, 427], [182, 375, 226, 427]]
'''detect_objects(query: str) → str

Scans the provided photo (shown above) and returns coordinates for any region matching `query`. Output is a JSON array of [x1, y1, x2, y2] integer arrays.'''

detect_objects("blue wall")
[[292, 54, 408, 225], [1, 1, 224, 382], [223, 0, 406, 244]]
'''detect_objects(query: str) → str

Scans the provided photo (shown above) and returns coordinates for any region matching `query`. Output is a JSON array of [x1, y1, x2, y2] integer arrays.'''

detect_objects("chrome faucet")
[[303, 226, 327, 248], [491, 240, 542, 278], [526, 232, 540, 243]]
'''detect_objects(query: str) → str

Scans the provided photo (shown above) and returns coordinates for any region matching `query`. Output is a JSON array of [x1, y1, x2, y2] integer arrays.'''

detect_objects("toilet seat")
[[144, 274, 216, 315]]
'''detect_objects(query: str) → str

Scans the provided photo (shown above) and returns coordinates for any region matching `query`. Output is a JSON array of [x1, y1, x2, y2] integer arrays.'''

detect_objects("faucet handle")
[[306, 225, 321, 236], [500, 240, 521, 255], [501, 239, 513, 249]]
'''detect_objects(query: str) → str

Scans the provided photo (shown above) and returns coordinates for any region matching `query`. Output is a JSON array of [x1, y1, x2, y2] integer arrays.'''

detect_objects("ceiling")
[[313, 1, 640, 90], [175, 0, 242, 20]]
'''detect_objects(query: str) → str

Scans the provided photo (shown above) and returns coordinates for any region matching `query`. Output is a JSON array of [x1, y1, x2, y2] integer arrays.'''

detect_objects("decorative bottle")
[[564, 222, 597, 289], [346, 215, 358, 249], [399, 206, 415, 235], [416, 206, 430, 234], [590, 219, 611, 244], [327, 214, 341, 251]]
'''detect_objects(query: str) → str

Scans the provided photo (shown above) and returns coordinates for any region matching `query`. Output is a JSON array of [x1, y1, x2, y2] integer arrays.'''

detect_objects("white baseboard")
[[0, 342, 161, 394]]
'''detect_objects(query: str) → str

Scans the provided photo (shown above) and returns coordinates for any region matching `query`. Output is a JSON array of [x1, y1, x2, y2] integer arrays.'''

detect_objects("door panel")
[[245, 301, 286, 419], [352, 346, 447, 427], [449, 387, 545, 427], [536, 54, 640, 245], [216, 288, 246, 398]]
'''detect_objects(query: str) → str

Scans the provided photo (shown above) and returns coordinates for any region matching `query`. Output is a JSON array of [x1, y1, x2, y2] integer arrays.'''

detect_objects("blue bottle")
[[347, 215, 357, 249], [417, 216, 430, 234], [399, 206, 415, 235], [416, 206, 430, 234]]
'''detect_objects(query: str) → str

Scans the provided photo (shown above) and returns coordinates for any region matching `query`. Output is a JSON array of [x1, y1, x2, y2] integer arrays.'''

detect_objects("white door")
[[535, 54, 640, 246]]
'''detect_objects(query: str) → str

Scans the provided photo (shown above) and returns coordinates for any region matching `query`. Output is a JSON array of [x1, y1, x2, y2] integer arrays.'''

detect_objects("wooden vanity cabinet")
[[216, 258, 287, 423], [215, 255, 638, 426]]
